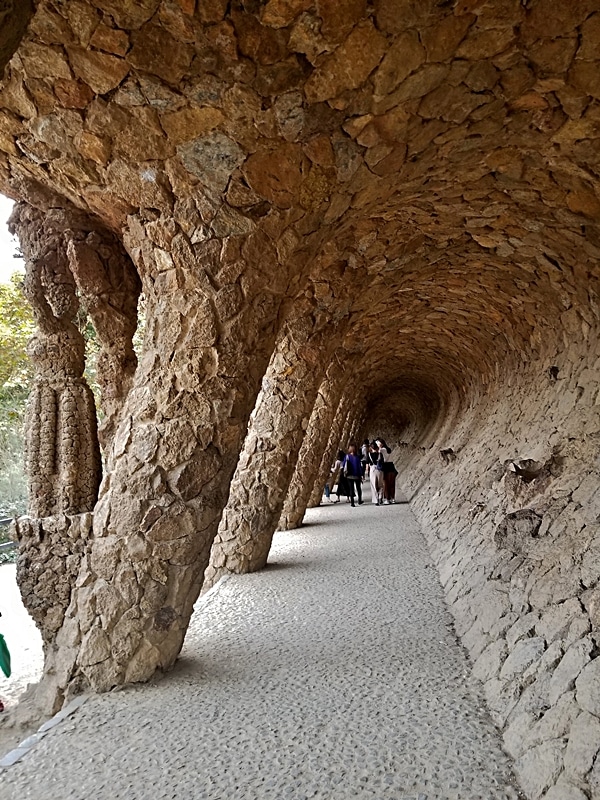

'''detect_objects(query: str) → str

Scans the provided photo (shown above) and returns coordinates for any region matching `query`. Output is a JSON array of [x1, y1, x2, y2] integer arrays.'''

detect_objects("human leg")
[[369, 469, 378, 504]]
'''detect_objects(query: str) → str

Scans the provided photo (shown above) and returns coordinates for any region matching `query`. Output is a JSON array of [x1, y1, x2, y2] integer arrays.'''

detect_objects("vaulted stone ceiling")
[[0, 0, 599, 441]]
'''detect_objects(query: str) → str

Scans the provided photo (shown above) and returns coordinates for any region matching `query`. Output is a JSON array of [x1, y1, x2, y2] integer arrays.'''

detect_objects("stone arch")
[[1, 6, 600, 796]]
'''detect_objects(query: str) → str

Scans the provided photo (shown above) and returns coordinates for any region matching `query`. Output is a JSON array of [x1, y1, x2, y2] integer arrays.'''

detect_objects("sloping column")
[[278, 359, 348, 530], [307, 393, 363, 508], [204, 309, 344, 588], [66, 231, 141, 449], [11, 203, 101, 518], [36, 222, 289, 700], [10, 201, 142, 697]]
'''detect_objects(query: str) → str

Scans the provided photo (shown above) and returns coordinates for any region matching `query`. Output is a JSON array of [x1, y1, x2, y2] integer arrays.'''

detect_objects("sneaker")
[[383, 500, 390, 505]]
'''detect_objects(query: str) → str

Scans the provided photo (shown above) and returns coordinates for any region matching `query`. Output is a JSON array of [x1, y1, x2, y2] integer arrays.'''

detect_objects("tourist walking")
[[361, 438, 370, 479], [376, 438, 398, 504], [331, 449, 350, 503], [368, 442, 384, 505], [343, 442, 363, 507]]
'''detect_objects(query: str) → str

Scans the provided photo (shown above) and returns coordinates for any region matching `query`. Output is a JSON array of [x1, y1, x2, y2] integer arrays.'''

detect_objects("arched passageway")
[[0, 3, 599, 797], [3, 501, 522, 799]]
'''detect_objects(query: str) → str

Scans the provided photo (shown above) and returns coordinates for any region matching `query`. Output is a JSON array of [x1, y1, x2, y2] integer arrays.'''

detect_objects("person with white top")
[[368, 442, 384, 505]]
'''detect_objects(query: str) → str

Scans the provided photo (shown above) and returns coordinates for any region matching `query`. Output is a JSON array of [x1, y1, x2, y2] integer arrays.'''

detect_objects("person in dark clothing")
[[368, 441, 383, 504], [343, 442, 363, 506], [361, 438, 370, 479], [333, 449, 350, 502], [376, 438, 397, 504]]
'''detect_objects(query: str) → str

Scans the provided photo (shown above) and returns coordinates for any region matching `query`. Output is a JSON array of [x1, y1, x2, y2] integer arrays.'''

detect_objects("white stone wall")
[[395, 328, 600, 800]]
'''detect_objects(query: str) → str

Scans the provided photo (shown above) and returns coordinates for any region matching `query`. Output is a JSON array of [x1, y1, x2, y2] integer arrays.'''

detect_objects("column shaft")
[[278, 361, 346, 530], [204, 312, 342, 588]]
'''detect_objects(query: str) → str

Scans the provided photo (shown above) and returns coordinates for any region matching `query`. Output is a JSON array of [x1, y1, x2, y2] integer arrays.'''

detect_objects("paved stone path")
[[0, 564, 43, 708], [1, 496, 521, 799]]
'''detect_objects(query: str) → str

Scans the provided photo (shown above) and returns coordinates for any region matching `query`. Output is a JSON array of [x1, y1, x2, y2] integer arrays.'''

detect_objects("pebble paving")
[[0, 494, 521, 799]]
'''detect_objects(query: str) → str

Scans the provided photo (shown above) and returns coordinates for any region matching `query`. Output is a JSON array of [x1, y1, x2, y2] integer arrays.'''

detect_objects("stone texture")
[[0, 7, 599, 800], [564, 710, 600, 781], [278, 360, 348, 530], [204, 312, 346, 587], [576, 658, 600, 718], [1, 506, 521, 798]]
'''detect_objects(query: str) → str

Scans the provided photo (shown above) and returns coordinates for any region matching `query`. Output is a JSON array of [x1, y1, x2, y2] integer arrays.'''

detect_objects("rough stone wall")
[[204, 307, 343, 587], [278, 357, 347, 530], [0, 0, 34, 74], [393, 326, 600, 800], [307, 390, 361, 508], [11, 202, 102, 518]]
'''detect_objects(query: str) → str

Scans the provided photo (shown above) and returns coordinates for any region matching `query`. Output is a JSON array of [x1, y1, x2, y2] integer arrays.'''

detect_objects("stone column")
[[203, 309, 343, 588], [307, 391, 354, 509], [10, 204, 102, 518], [307, 388, 363, 508], [278, 360, 348, 530], [66, 231, 141, 449], [37, 221, 291, 700]]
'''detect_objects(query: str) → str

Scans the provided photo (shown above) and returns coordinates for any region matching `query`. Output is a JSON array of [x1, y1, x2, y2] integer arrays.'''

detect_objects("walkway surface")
[[0, 564, 43, 708], [0, 497, 521, 800]]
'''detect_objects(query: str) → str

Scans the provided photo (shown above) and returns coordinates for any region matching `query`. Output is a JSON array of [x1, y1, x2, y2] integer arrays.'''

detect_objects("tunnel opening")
[[1, 3, 600, 798]]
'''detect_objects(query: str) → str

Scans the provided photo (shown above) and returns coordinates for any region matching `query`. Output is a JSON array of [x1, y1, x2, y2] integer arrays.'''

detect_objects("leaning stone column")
[[204, 310, 344, 588], [307, 392, 352, 508], [11, 203, 102, 517], [278, 359, 348, 530], [66, 230, 141, 449], [39, 222, 290, 698]]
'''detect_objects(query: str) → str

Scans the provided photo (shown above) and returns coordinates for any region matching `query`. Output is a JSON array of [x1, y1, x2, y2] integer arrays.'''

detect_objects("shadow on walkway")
[[0, 501, 521, 800]]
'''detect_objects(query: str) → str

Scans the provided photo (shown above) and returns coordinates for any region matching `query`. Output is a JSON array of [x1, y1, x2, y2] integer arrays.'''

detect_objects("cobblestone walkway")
[[1, 497, 521, 800]]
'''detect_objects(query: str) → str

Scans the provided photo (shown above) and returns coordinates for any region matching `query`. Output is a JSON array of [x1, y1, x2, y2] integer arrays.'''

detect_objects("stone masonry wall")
[[395, 324, 600, 800]]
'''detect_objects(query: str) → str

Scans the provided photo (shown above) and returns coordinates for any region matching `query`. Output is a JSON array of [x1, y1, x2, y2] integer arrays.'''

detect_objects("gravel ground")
[[0, 565, 43, 709], [0, 494, 521, 799]]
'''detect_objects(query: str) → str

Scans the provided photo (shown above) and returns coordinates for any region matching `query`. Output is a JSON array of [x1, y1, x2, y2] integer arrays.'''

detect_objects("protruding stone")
[[304, 21, 386, 103]]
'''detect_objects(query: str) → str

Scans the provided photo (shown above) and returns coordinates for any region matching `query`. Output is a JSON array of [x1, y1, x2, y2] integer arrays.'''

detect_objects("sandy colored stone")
[[53, 78, 94, 109], [304, 21, 387, 103], [316, 0, 366, 43], [66, 47, 129, 95], [373, 32, 425, 98], [570, 61, 600, 101], [128, 23, 194, 85], [421, 14, 476, 63], [160, 106, 224, 144], [177, 130, 246, 193], [89, 24, 130, 57], [261, 0, 312, 29], [242, 143, 303, 208]]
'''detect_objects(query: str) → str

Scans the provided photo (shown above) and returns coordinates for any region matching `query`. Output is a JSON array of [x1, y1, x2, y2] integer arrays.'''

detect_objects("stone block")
[[549, 637, 594, 706], [543, 782, 589, 800], [472, 638, 508, 683], [500, 637, 546, 682], [564, 710, 600, 780], [576, 657, 600, 717], [515, 739, 565, 800]]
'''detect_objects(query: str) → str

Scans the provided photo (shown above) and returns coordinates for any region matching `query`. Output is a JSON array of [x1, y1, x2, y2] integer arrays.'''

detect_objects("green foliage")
[[0, 272, 31, 522], [0, 272, 33, 388], [0, 274, 143, 528]]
